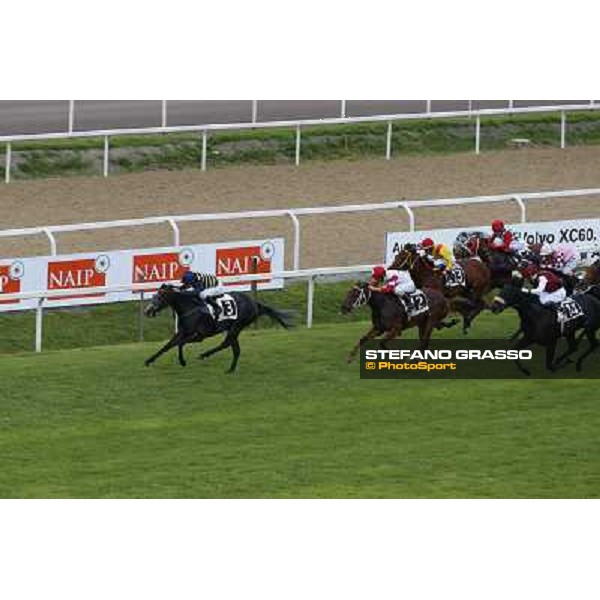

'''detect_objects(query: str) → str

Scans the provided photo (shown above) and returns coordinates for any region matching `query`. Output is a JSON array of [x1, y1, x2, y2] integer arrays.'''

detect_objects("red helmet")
[[372, 266, 386, 280], [421, 237, 434, 249], [491, 219, 505, 233]]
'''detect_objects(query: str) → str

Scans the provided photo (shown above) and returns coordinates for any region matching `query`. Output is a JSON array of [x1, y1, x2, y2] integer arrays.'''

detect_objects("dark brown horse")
[[340, 282, 458, 363], [389, 244, 491, 334]]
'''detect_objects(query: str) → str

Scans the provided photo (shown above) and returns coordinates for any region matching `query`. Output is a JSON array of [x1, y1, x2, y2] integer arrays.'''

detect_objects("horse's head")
[[340, 282, 371, 314], [490, 275, 525, 313], [389, 244, 417, 271], [145, 284, 177, 318]]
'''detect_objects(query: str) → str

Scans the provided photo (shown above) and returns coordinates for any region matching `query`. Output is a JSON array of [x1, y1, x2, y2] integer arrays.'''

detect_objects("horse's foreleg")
[[347, 326, 380, 363], [145, 331, 183, 366]]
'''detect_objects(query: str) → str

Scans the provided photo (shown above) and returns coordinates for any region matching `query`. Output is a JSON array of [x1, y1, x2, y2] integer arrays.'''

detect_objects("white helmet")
[[540, 244, 553, 257]]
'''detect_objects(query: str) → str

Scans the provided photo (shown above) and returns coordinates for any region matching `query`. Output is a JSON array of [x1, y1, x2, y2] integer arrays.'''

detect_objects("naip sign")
[[216, 242, 276, 286], [0, 238, 284, 313], [47, 256, 109, 302]]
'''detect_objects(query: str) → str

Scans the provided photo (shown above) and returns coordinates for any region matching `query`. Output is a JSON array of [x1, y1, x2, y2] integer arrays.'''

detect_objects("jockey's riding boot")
[[206, 297, 221, 320]]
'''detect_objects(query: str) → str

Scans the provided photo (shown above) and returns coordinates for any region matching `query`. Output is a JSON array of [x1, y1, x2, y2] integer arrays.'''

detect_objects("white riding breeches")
[[394, 280, 416, 296], [200, 285, 224, 299], [536, 288, 566, 305]]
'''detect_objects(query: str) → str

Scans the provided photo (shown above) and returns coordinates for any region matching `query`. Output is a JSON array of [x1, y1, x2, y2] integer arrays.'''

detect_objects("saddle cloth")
[[207, 294, 238, 321], [444, 265, 466, 287], [399, 290, 429, 317], [555, 297, 583, 324]]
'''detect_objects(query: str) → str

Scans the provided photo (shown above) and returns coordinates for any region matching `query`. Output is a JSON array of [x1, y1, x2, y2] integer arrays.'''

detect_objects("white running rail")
[[1, 187, 599, 271], [2, 103, 599, 182], [0, 265, 375, 353]]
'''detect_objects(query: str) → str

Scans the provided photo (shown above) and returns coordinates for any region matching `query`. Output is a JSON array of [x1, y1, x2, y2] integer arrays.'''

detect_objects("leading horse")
[[144, 284, 294, 372]]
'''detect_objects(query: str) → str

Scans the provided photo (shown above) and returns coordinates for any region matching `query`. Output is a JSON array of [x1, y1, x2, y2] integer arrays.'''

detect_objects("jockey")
[[180, 270, 223, 319], [488, 220, 514, 253], [419, 238, 454, 272], [370, 265, 416, 307], [522, 264, 566, 306]]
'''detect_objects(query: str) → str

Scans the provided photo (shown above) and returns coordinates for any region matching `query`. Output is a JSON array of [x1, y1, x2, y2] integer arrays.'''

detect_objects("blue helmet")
[[181, 271, 196, 285]]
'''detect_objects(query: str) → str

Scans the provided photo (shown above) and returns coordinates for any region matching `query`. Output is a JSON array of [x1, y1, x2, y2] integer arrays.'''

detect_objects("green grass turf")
[[1, 311, 599, 498]]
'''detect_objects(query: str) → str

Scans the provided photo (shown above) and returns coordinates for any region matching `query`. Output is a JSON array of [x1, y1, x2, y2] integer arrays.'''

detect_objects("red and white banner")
[[0, 238, 284, 312]]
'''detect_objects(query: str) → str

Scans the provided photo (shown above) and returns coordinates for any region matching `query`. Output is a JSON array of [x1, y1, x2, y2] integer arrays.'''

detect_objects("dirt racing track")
[[1, 145, 600, 267]]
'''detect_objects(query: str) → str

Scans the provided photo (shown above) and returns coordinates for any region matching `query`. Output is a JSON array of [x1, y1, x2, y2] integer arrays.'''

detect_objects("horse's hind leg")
[[227, 336, 241, 374], [576, 330, 599, 372], [553, 331, 578, 368]]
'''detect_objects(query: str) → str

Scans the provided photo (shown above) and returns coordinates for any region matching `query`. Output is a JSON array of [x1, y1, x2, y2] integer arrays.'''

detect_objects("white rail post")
[[201, 130, 207, 171], [560, 111, 566, 149], [43, 228, 58, 255], [475, 115, 481, 154], [103, 136, 110, 177], [167, 218, 181, 247], [426, 100, 432, 113], [5, 142, 11, 184], [68, 100, 75, 133], [252, 100, 258, 123], [161, 100, 167, 128], [295, 125, 301, 166], [306, 275, 315, 328], [286, 211, 301, 270], [340, 100, 346, 118], [508, 100, 514, 110], [35, 298, 44, 353], [512, 195, 527, 223], [468, 99, 473, 115], [399, 202, 415, 231], [385, 121, 393, 160]]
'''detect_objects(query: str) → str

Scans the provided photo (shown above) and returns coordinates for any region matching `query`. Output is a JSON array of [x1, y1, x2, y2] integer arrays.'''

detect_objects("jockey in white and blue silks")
[[180, 271, 224, 319]]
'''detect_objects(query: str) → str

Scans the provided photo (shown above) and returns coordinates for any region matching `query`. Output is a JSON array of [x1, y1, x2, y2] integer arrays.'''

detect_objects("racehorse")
[[389, 244, 491, 334], [454, 231, 541, 288], [144, 284, 294, 372], [490, 277, 600, 374], [340, 281, 458, 363]]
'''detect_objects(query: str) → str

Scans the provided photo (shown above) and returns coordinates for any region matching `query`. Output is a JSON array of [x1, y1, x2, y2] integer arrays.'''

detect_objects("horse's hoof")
[[180, 362, 187, 368], [226, 368, 237, 375], [144, 360, 151, 367], [346, 357, 355, 364], [198, 354, 207, 361]]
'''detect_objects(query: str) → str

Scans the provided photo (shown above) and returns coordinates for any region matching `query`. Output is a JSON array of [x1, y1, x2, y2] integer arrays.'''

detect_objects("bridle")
[[393, 250, 416, 271], [350, 284, 371, 308]]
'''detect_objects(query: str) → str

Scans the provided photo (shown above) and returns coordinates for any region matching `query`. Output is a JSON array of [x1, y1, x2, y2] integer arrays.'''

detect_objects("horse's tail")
[[256, 302, 296, 329]]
